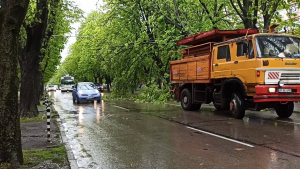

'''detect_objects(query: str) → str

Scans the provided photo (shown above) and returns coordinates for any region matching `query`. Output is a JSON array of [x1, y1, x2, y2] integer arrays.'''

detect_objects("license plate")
[[278, 89, 292, 93], [86, 97, 93, 99]]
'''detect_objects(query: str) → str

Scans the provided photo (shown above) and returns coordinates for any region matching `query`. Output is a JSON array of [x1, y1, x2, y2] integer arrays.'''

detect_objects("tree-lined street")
[[2, 0, 300, 168]]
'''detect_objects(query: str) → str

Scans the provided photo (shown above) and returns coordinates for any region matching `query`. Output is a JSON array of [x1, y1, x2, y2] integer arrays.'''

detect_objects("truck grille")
[[280, 73, 300, 80]]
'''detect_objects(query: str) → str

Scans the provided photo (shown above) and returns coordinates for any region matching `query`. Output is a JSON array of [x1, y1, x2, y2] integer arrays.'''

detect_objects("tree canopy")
[[51, 0, 300, 101]]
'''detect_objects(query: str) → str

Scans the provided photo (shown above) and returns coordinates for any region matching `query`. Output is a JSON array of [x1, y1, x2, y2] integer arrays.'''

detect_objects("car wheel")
[[275, 102, 294, 118], [230, 93, 245, 119], [97, 100, 100, 103], [180, 88, 193, 111], [75, 96, 80, 104]]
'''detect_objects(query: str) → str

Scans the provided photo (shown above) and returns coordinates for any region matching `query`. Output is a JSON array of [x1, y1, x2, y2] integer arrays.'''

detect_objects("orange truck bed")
[[170, 43, 212, 84]]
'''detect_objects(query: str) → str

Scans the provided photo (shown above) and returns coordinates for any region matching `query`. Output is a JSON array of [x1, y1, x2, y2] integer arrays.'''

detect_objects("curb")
[[52, 106, 79, 169]]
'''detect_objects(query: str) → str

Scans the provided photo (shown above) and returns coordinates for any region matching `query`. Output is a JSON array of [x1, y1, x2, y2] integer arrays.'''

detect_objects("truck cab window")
[[237, 41, 254, 59], [217, 45, 231, 61], [237, 41, 247, 57]]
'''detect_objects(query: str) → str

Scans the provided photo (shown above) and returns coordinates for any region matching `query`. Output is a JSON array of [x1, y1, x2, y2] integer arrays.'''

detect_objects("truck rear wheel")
[[230, 93, 245, 119], [181, 88, 193, 111], [275, 102, 294, 118]]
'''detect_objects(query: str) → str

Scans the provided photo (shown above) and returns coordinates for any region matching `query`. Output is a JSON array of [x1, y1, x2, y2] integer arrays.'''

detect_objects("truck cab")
[[170, 27, 300, 119]]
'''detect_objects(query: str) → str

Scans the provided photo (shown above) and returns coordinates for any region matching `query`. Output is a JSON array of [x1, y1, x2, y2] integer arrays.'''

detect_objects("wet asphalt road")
[[50, 91, 300, 169]]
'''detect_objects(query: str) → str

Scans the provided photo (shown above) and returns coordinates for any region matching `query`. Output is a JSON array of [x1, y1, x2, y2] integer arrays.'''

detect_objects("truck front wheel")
[[275, 102, 294, 118], [181, 88, 193, 111], [230, 93, 245, 119]]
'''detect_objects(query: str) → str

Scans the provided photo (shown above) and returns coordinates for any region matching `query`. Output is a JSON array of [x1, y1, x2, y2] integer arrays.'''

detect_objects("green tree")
[[19, 0, 81, 117]]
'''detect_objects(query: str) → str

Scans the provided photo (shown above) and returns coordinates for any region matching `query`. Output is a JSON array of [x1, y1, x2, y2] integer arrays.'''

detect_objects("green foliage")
[[20, 0, 82, 84], [20, 113, 44, 123], [21, 146, 66, 168], [41, 0, 82, 83], [136, 85, 171, 104]]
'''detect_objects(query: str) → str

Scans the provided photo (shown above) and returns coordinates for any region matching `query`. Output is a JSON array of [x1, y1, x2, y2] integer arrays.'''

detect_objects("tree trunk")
[[107, 84, 111, 92], [20, 50, 40, 117], [263, 16, 271, 32], [36, 70, 43, 105], [94, 76, 97, 84], [106, 76, 111, 92], [19, 0, 49, 117], [40, 79, 45, 98], [98, 75, 103, 85], [0, 0, 30, 167]]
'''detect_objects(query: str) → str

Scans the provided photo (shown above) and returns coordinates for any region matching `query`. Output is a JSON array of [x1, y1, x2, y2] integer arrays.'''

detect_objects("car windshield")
[[78, 83, 96, 90], [49, 85, 54, 87], [256, 36, 300, 58]]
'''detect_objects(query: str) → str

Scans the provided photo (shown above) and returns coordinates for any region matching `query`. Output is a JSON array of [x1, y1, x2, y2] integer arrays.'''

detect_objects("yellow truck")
[[170, 26, 300, 119]]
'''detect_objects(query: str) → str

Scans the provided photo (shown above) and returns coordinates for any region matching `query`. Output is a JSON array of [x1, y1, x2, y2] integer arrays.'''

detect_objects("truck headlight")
[[268, 88, 276, 93], [278, 80, 284, 87]]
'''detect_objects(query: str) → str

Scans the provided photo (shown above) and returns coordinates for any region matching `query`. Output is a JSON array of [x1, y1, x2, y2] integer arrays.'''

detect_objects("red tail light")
[[257, 71, 260, 77]]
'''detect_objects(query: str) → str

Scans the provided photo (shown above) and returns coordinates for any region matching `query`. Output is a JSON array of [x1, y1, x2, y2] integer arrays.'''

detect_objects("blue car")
[[72, 82, 101, 104]]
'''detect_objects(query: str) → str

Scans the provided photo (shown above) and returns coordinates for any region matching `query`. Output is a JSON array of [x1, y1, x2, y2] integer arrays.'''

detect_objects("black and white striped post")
[[46, 105, 51, 142], [43, 89, 52, 143]]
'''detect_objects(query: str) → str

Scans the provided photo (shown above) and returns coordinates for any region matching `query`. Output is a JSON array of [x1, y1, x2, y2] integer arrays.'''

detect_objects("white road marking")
[[114, 105, 129, 111], [186, 126, 254, 148], [275, 120, 300, 125]]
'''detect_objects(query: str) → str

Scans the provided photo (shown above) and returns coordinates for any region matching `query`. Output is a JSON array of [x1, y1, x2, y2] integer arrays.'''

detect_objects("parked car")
[[72, 82, 101, 104], [95, 83, 103, 92], [47, 85, 56, 91], [54, 85, 59, 90]]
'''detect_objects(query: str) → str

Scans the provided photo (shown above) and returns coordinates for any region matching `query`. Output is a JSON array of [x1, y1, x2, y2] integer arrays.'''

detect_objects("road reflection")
[[48, 91, 56, 99], [78, 106, 84, 125], [101, 100, 105, 115], [96, 107, 100, 124]]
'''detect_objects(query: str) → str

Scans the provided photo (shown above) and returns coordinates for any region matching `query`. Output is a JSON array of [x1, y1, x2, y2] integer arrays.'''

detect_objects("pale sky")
[[60, 0, 104, 62]]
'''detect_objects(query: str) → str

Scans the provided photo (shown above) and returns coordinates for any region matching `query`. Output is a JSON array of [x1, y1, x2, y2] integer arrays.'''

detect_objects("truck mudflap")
[[254, 85, 300, 102]]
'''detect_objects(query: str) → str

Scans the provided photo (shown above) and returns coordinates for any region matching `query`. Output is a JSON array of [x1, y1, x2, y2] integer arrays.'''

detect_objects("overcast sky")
[[60, 0, 104, 62]]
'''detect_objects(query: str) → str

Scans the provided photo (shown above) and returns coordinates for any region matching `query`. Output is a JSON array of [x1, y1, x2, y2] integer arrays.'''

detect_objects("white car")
[[47, 85, 56, 91]]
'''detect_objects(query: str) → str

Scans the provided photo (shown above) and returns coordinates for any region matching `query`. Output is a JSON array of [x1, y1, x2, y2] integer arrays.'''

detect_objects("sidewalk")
[[20, 106, 69, 168]]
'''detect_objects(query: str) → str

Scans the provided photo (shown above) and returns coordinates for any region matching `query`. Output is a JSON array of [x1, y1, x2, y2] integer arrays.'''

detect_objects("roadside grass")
[[37, 105, 46, 108], [20, 145, 67, 169], [20, 113, 44, 123]]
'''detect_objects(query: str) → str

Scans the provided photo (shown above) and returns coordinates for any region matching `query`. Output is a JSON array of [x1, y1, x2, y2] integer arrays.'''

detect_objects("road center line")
[[113, 105, 129, 111], [186, 126, 254, 148], [275, 120, 300, 125]]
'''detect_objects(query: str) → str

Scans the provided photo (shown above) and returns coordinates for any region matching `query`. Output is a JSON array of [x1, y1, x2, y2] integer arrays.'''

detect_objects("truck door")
[[212, 44, 233, 77], [231, 40, 256, 83]]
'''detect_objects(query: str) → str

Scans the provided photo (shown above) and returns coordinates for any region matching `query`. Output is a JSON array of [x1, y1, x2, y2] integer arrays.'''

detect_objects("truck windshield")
[[256, 36, 300, 58]]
